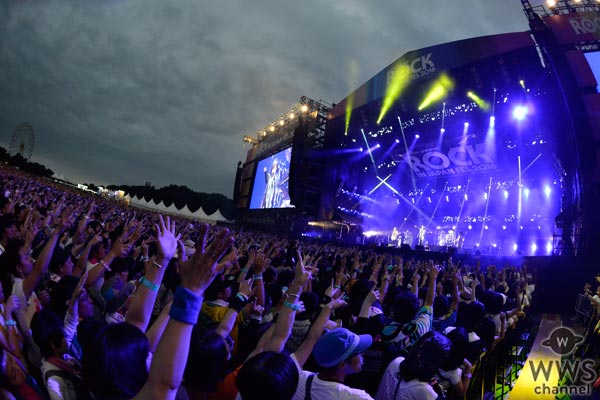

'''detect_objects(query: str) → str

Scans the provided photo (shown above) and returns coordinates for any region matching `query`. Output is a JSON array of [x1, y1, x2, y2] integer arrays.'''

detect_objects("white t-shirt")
[[376, 357, 437, 400], [438, 367, 462, 385], [291, 354, 373, 400], [234, 353, 373, 400]]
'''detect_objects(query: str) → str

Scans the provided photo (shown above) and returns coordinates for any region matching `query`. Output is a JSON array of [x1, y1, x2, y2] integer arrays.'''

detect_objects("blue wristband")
[[169, 286, 203, 325], [283, 300, 301, 311], [140, 276, 159, 292]]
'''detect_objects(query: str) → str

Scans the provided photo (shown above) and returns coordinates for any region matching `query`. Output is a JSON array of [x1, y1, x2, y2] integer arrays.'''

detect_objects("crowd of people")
[[0, 168, 537, 400]]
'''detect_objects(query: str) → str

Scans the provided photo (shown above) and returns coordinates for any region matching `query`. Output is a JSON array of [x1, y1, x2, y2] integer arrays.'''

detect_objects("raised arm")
[[134, 224, 233, 400], [263, 249, 309, 353], [294, 298, 346, 367], [21, 220, 66, 299], [215, 278, 254, 339], [424, 265, 439, 308], [126, 215, 179, 332]]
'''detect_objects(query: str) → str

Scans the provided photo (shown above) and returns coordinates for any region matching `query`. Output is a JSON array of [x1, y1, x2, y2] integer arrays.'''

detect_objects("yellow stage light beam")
[[467, 91, 490, 111], [345, 61, 359, 135], [418, 74, 454, 111], [377, 64, 410, 124]]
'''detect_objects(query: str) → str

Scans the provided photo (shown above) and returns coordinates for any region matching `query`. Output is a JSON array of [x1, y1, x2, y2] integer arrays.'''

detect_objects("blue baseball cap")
[[313, 328, 373, 368]]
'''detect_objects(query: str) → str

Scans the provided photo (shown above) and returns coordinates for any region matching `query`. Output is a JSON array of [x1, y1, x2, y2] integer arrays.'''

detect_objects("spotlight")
[[546, 241, 553, 254], [395, 139, 400, 144], [502, 225, 506, 230], [415, 134, 420, 139], [468, 225, 472, 230], [484, 225, 489, 230], [531, 243, 537, 253], [524, 188, 530, 198], [269, 126, 275, 132], [289, 113, 295, 119], [513, 243, 518, 251], [504, 190, 509, 199], [484, 192, 488, 200], [464, 122, 469, 127], [301, 105, 309, 113], [546, 0, 556, 7], [512, 105, 528, 121], [544, 185, 551, 198], [279, 120, 285, 126], [359, 147, 363, 152], [440, 128, 445, 133], [376, 144, 381, 148]]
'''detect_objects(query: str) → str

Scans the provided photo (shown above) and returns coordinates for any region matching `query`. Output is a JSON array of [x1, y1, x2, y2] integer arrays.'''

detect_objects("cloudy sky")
[[0, 1, 543, 196]]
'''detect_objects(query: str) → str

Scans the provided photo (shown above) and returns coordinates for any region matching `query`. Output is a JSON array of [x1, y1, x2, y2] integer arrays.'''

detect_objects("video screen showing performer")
[[249, 148, 293, 209]]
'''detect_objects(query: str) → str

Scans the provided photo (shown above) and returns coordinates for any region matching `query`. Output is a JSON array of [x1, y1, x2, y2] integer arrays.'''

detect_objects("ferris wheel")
[[9, 123, 35, 160]]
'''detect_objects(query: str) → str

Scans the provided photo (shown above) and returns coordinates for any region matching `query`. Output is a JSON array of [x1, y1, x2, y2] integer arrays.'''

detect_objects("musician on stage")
[[418, 225, 426, 246], [391, 226, 400, 246]]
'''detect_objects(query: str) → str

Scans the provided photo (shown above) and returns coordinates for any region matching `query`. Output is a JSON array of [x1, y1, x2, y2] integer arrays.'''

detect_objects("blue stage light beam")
[[378, 175, 400, 195], [478, 177, 493, 248], [361, 128, 378, 175], [520, 153, 542, 175], [517, 156, 522, 225], [397, 116, 417, 193], [367, 174, 392, 195], [424, 182, 448, 231], [380, 140, 400, 162], [398, 184, 430, 230], [454, 178, 471, 234]]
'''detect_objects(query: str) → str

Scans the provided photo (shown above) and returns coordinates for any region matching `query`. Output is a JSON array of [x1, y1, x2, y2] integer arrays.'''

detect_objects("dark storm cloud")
[[0, 0, 537, 195]]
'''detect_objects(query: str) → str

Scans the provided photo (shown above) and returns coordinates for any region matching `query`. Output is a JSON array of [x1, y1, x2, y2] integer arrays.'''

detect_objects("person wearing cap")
[[291, 327, 374, 400], [102, 274, 135, 324]]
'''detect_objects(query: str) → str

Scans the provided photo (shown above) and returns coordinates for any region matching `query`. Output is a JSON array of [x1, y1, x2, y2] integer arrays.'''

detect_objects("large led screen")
[[249, 147, 293, 209]]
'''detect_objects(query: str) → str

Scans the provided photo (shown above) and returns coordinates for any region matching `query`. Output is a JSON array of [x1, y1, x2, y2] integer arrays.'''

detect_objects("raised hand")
[[365, 287, 380, 306], [328, 298, 347, 310], [155, 215, 180, 261], [325, 278, 339, 298], [238, 278, 255, 298], [253, 252, 270, 274], [294, 249, 311, 286], [178, 224, 234, 294]]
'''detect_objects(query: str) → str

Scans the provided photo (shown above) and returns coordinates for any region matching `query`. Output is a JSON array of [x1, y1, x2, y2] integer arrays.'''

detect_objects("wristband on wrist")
[[236, 293, 249, 302], [169, 286, 203, 325], [140, 276, 159, 292], [140, 256, 149, 262], [283, 300, 301, 311], [240, 268, 248, 273], [334, 284, 341, 289], [287, 292, 299, 298], [152, 259, 164, 269], [253, 274, 263, 280], [229, 295, 246, 312], [5, 319, 16, 326]]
